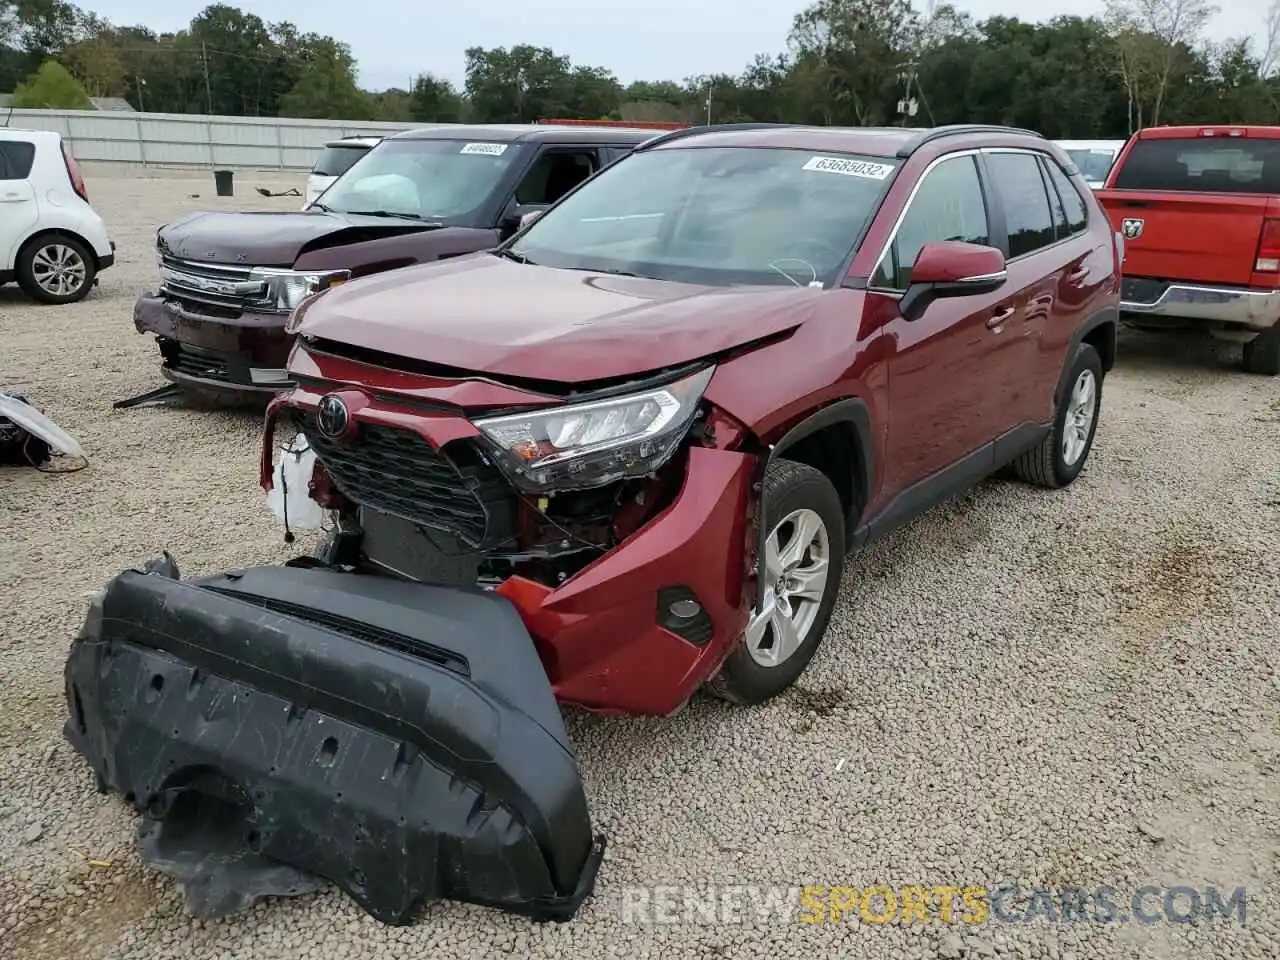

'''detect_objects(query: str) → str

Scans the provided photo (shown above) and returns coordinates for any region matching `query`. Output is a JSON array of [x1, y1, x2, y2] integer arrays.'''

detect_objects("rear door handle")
[[986, 307, 1016, 329], [1067, 266, 1090, 284]]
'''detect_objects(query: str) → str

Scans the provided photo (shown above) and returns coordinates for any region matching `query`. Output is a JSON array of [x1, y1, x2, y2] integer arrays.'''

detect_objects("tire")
[[1011, 342, 1103, 489], [1242, 326, 1280, 376], [706, 458, 846, 706], [16, 234, 97, 305]]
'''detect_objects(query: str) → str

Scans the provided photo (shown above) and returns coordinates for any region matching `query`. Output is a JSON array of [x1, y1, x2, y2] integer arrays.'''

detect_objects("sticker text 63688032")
[[801, 156, 895, 180], [459, 142, 509, 156]]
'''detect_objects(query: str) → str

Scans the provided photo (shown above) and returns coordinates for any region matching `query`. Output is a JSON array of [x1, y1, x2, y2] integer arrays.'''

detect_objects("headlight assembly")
[[474, 366, 715, 493], [251, 267, 350, 313]]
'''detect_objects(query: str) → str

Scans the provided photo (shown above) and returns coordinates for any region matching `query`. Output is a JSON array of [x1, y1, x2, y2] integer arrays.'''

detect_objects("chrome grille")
[[159, 255, 267, 312]]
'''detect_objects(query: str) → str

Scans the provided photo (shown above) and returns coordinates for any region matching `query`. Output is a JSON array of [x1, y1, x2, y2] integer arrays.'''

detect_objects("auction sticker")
[[802, 156, 894, 179], [460, 142, 509, 156]]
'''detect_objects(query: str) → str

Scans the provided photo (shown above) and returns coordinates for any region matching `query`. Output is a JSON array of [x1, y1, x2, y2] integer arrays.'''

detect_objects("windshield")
[[312, 144, 373, 178], [317, 138, 523, 223], [507, 146, 900, 287], [1065, 148, 1118, 184]]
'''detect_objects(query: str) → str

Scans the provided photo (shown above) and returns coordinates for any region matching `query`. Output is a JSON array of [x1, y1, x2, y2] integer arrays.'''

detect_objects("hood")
[[157, 211, 447, 268], [296, 253, 826, 383]]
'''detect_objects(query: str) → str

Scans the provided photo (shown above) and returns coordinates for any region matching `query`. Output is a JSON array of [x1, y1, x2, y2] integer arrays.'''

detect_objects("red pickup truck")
[[1095, 125, 1280, 375]]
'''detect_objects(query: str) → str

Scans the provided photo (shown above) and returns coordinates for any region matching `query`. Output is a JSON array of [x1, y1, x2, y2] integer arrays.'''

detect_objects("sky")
[[101, 0, 1266, 93]]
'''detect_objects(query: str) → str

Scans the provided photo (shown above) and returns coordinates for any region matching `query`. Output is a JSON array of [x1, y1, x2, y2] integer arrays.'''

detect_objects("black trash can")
[[213, 169, 234, 197]]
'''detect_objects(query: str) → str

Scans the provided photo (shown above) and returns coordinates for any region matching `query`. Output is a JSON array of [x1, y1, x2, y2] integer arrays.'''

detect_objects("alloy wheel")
[[32, 243, 88, 299], [1062, 369, 1098, 466], [745, 507, 831, 668]]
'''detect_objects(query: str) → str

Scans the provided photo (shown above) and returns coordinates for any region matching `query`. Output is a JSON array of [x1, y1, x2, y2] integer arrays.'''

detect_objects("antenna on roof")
[[1, 105, 12, 128]]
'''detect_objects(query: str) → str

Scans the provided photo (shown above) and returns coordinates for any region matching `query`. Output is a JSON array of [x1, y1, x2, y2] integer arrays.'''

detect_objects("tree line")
[[2, 0, 1279, 136]]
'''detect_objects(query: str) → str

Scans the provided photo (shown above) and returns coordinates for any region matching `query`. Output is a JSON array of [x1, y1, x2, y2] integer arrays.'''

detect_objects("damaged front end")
[[261, 345, 762, 715], [63, 558, 604, 924]]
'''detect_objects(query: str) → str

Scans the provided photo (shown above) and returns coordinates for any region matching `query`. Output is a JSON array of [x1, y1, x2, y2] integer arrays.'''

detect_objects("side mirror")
[[502, 203, 547, 238], [899, 241, 1008, 322]]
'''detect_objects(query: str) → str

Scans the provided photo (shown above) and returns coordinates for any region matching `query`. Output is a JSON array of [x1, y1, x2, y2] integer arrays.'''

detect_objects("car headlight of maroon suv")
[[61, 123, 1122, 927], [473, 366, 714, 492]]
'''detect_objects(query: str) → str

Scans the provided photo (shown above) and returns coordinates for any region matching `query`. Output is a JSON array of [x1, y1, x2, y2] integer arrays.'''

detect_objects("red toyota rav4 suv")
[[264, 123, 1121, 716]]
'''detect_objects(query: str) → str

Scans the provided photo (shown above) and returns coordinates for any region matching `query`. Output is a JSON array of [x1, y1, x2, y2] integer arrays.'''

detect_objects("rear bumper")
[[1120, 279, 1280, 332], [64, 563, 603, 923], [133, 293, 293, 399]]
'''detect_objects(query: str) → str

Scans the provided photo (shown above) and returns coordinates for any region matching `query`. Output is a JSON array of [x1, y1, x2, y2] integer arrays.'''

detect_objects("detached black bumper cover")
[[63, 561, 604, 924]]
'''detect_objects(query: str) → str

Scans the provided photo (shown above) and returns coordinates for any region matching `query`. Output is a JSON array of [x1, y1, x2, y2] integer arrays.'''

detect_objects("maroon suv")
[[265, 123, 1122, 716]]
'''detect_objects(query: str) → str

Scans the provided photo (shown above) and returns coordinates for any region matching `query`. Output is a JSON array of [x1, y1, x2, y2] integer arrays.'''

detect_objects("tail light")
[[60, 140, 89, 202], [1256, 219, 1280, 273]]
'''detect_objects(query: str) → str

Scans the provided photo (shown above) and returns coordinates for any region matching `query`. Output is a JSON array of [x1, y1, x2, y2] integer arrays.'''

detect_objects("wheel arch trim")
[[752, 397, 875, 617]]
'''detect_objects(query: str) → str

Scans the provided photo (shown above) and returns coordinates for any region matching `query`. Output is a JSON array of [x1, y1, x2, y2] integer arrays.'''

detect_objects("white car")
[[0, 129, 114, 304], [1053, 139, 1127, 189], [303, 136, 383, 208]]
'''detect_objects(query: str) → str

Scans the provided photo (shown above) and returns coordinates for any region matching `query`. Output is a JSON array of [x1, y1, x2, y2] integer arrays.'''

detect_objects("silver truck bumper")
[[1120, 282, 1280, 332]]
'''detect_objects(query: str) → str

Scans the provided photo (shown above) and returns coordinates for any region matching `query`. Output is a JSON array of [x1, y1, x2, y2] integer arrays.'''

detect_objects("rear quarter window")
[[1113, 137, 1280, 193], [313, 144, 373, 177], [0, 141, 36, 180]]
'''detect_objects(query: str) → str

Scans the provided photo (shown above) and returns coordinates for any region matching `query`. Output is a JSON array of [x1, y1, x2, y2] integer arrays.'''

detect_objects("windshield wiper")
[[310, 202, 332, 212], [341, 209, 442, 224], [495, 249, 538, 265]]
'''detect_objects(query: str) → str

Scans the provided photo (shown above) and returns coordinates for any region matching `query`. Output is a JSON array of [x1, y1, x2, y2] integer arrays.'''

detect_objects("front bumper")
[[265, 388, 757, 717], [1120, 279, 1280, 332], [133, 293, 293, 400], [64, 562, 604, 923]]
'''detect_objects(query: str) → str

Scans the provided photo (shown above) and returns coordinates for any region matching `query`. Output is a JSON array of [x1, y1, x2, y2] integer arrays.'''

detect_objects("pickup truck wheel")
[[16, 235, 97, 305], [1242, 326, 1280, 376], [1011, 342, 1103, 489], [706, 458, 845, 706]]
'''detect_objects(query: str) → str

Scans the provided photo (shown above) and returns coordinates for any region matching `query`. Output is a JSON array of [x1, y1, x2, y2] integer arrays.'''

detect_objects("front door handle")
[[986, 306, 1016, 329]]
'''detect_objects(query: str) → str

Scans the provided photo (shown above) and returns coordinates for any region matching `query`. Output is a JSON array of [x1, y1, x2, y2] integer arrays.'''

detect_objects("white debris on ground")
[[0, 173, 1277, 960]]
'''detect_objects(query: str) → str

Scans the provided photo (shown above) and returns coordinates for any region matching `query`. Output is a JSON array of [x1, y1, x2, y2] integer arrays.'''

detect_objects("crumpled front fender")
[[63, 561, 603, 924]]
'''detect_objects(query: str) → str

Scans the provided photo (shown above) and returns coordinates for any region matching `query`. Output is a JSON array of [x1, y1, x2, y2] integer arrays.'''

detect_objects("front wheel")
[[17, 235, 97, 305], [706, 458, 845, 706]]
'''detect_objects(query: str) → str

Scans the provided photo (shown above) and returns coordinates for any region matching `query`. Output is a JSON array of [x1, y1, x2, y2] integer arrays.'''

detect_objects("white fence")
[[2, 109, 426, 170]]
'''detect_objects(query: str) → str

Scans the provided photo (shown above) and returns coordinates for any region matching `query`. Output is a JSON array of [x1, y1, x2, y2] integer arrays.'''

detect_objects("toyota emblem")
[[316, 394, 350, 439]]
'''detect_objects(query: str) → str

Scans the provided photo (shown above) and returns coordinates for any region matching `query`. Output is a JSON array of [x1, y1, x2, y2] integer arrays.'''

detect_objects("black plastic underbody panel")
[[62, 560, 603, 924]]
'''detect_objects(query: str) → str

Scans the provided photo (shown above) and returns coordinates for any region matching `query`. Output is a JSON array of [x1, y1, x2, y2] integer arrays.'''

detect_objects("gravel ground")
[[1, 172, 1277, 960]]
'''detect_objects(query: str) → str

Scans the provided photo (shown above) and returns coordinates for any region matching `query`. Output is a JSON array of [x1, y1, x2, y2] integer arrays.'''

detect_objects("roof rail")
[[895, 124, 1045, 158], [635, 122, 805, 151]]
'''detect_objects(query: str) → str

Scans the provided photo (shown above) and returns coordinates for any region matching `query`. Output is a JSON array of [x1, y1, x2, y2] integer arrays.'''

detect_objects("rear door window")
[[0, 141, 36, 180], [1043, 160, 1089, 235], [313, 144, 373, 177], [985, 152, 1057, 258], [1112, 137, 1280, 193]]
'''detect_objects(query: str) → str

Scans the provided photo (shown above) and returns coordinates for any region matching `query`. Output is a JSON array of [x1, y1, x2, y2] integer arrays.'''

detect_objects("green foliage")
[[11, 57, 91, 107], [1, 0, 1277, 130], [278, 37, 368, 119], [409, 73, 463, 122]]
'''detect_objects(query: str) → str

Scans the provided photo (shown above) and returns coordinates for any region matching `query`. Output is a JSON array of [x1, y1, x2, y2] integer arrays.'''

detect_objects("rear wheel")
[[17, 235, 96, 305], [1242, 326, 1280, 376], [706, 459, 845, 706], [1011, 342, 1103, 489]]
